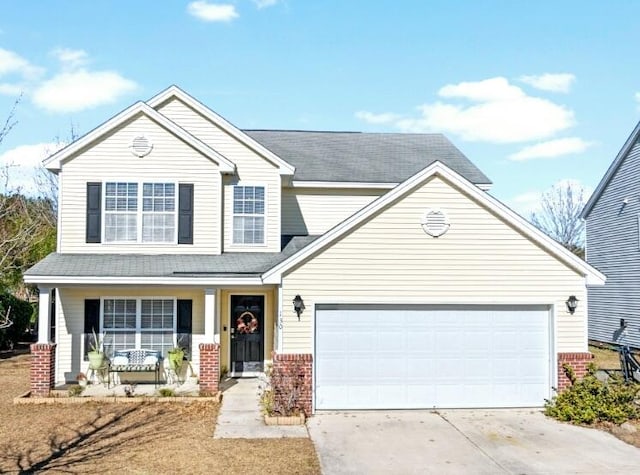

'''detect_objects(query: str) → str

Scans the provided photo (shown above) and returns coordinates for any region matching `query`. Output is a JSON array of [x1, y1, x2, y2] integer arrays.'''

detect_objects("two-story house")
[[582, 120, 640, 348], [25, 86, 604, 412]]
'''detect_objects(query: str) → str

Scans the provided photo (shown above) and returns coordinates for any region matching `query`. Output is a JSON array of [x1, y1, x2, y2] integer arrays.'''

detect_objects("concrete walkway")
[[213, 377, 308, 438]]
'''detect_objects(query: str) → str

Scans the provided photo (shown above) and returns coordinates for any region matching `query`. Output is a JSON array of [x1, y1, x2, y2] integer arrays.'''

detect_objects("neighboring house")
[[582, 120, 640, 348], [25, 86, 605, 412]]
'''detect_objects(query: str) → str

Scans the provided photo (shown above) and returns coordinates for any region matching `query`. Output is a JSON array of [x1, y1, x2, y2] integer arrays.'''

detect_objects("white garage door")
[[315, 305, 551, 410]]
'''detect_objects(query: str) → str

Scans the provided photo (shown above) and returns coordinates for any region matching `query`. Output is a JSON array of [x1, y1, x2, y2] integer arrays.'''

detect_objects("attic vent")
[[129, 135, 153, 157], [421, 209, 450, 238]]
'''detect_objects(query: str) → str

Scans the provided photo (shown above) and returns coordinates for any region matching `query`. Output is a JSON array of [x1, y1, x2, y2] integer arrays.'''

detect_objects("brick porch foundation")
[[272, 352, 313, 416], [557, 352, 593, 392], [30, 343, 56, 397], [199, 343, 220, 395]]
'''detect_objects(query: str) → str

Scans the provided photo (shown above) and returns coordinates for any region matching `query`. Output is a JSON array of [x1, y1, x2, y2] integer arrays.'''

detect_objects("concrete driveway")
[[307, 409, 640, 474]]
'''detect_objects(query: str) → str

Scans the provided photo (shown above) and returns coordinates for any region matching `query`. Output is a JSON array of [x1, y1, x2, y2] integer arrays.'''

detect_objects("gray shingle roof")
[[25, 236, 319, 278], [243, 130, 491, 185]]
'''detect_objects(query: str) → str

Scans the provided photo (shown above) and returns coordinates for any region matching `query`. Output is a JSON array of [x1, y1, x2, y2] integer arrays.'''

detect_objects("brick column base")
[[30, 343, 56, 397], [557, 352, 593, 392], [272, 352, 313, 416], [199, 343, 220, 395]]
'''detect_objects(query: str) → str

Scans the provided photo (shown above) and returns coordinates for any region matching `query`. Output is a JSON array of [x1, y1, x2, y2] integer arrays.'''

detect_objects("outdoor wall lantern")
[[293, 294, 305, 320], [565, 295, 579, 315]]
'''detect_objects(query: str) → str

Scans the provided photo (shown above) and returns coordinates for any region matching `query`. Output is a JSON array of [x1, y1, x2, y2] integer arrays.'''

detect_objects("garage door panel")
[[315, 305, 550, 409]]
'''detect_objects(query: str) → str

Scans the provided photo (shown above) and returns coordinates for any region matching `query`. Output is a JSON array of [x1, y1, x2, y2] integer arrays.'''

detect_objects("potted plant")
[[87, 329, 105, 370], [167, 346, 185, 372], [76, 372, 88, 387]]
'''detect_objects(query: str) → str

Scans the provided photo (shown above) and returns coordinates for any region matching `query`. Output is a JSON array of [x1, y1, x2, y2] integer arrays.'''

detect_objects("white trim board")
[[262, 161, 606, 286], [44, 101, 236, 173], [147, 85, 295, 176]]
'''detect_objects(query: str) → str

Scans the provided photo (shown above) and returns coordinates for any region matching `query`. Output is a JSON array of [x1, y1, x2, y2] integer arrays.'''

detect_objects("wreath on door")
[[236, 311, 259, 334]]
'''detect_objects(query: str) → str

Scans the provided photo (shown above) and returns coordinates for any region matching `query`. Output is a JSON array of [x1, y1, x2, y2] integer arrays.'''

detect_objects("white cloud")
[[355, 111, 401, 124], [394, 77, 574, 143], [187, 1, 239, 22], [519, 73, 576, 93], [0, 82, 23, 95], [33, 70, 137, 113], [0, 47, 44, 79], [508, 137, 594, 161], [52, 48, 89, 69], [253, 0, 278, 8], [0, 142, 64, 194]]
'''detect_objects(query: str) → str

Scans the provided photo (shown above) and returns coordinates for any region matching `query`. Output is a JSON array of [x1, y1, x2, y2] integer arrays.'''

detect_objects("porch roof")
[[24, 235, 319, 282]]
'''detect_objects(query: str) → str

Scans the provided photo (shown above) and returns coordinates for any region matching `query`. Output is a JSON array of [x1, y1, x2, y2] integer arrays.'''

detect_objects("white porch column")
[[204, 288, 218, 343], [277, 285, 283, 353], [37, 287, 51, 344]]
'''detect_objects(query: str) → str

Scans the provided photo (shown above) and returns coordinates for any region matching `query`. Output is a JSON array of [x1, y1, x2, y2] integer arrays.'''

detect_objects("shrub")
[[158, 388, 175, 397], [68, 385, 84, 397], [260, 360, 306, 416], [545, 363, 640, 425], [0, 292, 33, 350]]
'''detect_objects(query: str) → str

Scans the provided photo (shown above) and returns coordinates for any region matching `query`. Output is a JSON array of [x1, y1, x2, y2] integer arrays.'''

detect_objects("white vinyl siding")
[[156, 98, 281, 252], [280, 175, 588, 354], [281, 188, 386, 235], [54, 287, 206, 385], [58, 114, 222, 254]]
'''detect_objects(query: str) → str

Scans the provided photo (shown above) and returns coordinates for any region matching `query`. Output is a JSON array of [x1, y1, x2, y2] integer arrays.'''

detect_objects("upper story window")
[[104, 182, 176, 243], [233, 185, 265, 245]]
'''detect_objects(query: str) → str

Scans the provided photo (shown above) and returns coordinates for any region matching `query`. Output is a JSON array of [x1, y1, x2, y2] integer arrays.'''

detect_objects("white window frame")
[[232, 183, 267, 246], [102, 180, 179, 244], [99, 297, 177, 355]]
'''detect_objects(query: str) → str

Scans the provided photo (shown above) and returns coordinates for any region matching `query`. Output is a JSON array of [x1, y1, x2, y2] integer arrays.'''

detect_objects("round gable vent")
[[129, 135, 153, 157], [421, 209, 450, 237]]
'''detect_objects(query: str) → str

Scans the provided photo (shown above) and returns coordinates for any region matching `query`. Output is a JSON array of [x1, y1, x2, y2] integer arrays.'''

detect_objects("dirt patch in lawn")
[[589, 344, 621, 371], [0, 353, 320, 474]]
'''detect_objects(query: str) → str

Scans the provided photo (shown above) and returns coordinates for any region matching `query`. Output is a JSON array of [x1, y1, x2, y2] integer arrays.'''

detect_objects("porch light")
[[293, 295, 305, 320], [565, 295, 579, 315]]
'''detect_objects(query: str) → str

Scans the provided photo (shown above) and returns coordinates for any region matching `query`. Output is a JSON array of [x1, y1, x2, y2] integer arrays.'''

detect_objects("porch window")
[[102, 298, 175, 357], [233, 185, 265, 244], [104, 181, 176, 243]]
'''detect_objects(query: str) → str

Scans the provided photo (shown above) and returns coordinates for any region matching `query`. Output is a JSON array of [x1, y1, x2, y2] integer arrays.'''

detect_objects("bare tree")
[[530, 182, 586, 258], [0, 98, 57, 294]]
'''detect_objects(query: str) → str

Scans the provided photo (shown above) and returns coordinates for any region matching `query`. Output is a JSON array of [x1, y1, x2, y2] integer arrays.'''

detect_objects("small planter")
[[264, 414, 306, 426], [167, 349, 184, 371], [87, 351, 105, 370], [78, 379, 88, 388]]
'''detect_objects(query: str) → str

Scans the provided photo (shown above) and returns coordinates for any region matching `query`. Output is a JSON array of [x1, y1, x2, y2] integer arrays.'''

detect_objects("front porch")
[[29, 285, 279, 398]]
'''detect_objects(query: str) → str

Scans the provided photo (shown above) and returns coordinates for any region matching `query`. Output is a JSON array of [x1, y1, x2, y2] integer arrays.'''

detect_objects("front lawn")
[[0, 353, 320, 474], [589, 344, 621, 370]]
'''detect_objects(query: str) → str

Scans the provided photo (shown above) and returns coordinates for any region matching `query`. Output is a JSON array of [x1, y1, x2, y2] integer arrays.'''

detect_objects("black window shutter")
[[177, 299, 193, 359], [178, 184, 194, 244], [84, 299, 100, 360], [86, 182, 102, 243]]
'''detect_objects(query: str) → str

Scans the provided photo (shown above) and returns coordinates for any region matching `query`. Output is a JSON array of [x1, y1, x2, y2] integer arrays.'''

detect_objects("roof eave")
[[147, 85, 295, 176], [581, 120, 640, 219], [263, 161, 605, 286]]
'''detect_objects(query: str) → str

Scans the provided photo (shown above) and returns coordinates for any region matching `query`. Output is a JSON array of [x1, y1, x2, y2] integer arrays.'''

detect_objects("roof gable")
[[263, 161, 605, 286], [147, 85, 295, 176], [44, 102, 236, 173], [582, 120, 640, 218]]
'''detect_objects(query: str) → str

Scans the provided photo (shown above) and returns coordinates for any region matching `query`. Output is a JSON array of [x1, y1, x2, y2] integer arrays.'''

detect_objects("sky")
[[1, 0, 639, 216]]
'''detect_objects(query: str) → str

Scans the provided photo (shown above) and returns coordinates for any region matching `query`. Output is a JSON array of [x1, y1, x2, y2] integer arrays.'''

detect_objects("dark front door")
[[230, 295, 264, 374]]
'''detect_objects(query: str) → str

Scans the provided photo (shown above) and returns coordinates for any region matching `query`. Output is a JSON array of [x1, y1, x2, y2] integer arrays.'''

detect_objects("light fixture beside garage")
[[293, 295, 305, 320], [421, 208, 450, 237], [565, 295, 579, 315]]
